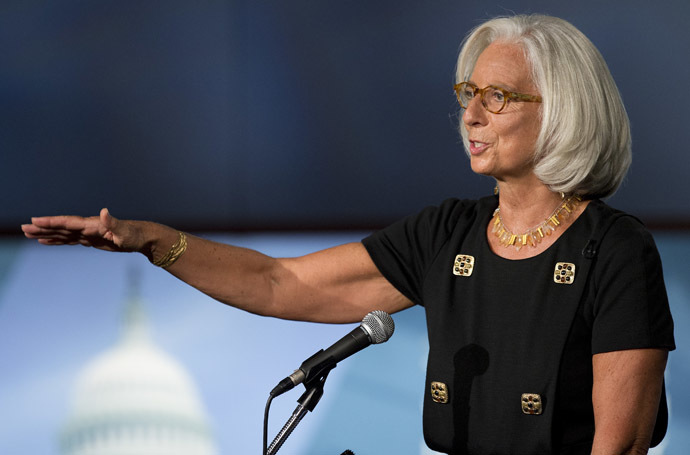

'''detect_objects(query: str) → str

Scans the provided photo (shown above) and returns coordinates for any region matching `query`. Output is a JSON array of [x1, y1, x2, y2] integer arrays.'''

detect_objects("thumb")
[[100, 207, 113, 225], [100, 208, 118, 241]]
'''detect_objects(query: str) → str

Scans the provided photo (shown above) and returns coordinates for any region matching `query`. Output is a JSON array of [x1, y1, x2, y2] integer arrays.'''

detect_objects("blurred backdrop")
[[2, 0, 690, 230], [1, 1, 689, 454]]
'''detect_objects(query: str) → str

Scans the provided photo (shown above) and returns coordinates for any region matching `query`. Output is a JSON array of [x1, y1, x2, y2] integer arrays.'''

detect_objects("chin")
[[469, 160, 494, 177]]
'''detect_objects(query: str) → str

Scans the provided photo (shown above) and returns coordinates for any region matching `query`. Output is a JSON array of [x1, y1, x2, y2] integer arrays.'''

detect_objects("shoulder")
[[582, 199, 639, 226], [363, 196, 494, 252], [412, 196, 495, 234], [584, 200, 664, 292], [362, 196, 491, 268], [585, 202, 675, 353], [361, 197, 490, 306], [584, 200, 656, 254]]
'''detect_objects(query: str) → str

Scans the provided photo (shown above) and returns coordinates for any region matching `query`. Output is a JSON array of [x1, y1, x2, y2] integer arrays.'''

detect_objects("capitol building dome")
[[60, 291, 217, 455]]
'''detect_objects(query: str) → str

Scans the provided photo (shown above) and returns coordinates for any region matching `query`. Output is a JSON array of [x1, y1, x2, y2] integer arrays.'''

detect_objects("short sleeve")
[[362, 198, 477, 306], [590, 216, 675, 354]]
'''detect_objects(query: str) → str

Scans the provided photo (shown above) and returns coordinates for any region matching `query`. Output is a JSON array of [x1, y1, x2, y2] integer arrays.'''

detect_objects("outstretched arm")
[[22, 209, 413, 323]]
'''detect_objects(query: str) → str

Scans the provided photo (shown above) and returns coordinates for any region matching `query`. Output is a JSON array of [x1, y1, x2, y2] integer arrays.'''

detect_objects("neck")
[[495, 182, 564, 233]]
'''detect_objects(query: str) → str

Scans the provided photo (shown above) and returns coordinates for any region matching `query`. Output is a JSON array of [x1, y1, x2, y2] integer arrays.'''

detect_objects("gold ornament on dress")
[[521, 393, 543, 415], [554, 262, 576, 284], [152, 231, 188, 268], [452, 254, 475, 277], [491, 195, 581, 250], [431, 381, 449, 404]]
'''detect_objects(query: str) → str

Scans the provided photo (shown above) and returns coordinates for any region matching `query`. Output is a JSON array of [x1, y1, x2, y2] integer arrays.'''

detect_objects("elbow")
[[258, 262, 300, 320], [623, 439, 652, 455], [592, 435, 652, 455]]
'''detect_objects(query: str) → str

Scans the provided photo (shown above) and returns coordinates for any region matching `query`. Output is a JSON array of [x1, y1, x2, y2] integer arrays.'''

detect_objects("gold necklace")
[[491, 194, 581, 250]]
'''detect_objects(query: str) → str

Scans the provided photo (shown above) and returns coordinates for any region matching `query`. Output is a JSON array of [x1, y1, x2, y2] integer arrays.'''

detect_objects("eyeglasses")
[[453, 81, 542, 114]]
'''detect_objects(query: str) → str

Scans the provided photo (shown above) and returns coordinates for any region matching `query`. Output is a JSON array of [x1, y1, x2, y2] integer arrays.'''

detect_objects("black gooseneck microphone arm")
[[263, 310, 395, 455]]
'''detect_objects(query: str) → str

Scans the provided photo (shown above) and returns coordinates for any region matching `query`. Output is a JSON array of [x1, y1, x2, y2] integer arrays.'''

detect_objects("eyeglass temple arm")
[[509, 92, 542, 103]]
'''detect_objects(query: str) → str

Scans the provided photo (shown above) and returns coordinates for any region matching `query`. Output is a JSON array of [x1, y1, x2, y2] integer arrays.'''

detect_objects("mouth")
[[469, 140, 489, 155]]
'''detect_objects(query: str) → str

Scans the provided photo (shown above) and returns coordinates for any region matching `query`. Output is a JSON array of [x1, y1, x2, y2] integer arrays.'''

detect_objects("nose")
[[462, 95, 488, 128]]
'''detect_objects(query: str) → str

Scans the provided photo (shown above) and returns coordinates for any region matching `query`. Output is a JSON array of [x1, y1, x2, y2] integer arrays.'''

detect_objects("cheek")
[[500, 116, 540, 150]]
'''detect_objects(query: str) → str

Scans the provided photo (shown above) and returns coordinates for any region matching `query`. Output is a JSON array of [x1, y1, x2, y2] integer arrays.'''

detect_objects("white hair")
[[456, 15, 631, 198]]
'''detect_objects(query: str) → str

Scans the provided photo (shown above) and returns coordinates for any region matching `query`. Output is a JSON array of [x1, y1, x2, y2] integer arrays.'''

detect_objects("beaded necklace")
[[491, 194, 581, 250]]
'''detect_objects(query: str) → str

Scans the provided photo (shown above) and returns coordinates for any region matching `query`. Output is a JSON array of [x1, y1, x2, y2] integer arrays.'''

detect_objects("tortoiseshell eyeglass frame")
[[454, 81, 542, 114]]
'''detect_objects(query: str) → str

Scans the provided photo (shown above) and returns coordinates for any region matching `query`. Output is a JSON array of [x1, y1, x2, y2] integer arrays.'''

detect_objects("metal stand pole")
[[266, 358, 335, 455], [267, 387, 319, 455]]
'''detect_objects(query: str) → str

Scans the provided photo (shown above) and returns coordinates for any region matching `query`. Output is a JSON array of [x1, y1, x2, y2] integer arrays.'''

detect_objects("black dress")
[[362, 196, 675, 455]]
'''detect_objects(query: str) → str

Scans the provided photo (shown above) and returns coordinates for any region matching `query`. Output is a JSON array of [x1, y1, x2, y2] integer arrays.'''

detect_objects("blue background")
[[0, 234, 688, 454], [1, 1, 689, 454]]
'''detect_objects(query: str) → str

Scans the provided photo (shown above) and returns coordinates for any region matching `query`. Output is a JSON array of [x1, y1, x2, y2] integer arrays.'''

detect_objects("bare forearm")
[[160, 233, 412, 323], [143, 224, 282, 318]]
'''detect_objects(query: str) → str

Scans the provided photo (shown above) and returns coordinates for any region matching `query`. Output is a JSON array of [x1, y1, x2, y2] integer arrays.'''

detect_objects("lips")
[[469, 140, 489, 155]]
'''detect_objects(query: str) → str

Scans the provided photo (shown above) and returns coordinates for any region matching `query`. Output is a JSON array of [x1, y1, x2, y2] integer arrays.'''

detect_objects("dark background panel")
[[3, 0, 689, 232]]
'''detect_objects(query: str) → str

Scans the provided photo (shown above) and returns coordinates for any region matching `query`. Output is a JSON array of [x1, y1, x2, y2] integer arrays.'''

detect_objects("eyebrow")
[[466, 79, 521, 92]]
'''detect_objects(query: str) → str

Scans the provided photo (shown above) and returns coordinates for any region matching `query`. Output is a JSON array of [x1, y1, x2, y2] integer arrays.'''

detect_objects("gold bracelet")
[[152, 231, 187, 268]]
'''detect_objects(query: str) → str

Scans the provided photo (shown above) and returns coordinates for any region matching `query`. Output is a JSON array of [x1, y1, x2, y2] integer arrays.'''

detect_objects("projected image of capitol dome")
[[59, 287, 217, 455]]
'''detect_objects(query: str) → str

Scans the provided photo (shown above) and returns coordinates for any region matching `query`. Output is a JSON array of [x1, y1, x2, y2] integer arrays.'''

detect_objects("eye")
[[489, 88, 505, 103], [461, 86, 475, 99], [482, 87, 508, 112]]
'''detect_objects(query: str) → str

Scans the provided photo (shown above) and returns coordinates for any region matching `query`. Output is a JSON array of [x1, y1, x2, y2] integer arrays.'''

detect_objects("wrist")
[[144, 223, 188, 268], [152, 231, 187, 268]]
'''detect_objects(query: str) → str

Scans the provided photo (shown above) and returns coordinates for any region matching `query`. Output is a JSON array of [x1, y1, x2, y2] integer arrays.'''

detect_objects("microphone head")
[[360, 310, 395, 344]]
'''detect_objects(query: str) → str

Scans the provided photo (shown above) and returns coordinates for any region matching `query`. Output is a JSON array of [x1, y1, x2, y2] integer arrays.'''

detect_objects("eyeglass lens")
[[456, 83, 506, 113]]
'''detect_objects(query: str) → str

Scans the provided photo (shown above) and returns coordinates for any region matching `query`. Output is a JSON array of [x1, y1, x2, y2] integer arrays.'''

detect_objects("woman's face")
[[463, 42, 542, 182]]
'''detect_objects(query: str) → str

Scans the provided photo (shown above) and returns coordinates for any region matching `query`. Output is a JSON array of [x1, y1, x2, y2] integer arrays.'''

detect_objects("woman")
[[22, 15, 674, 455]]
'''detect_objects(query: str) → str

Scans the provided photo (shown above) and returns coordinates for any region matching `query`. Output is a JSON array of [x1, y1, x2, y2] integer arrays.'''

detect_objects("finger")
[[22, 225, 82, 238], [31, 214, 101, 231], [100, 208, 121, 233], [100, 209, 112, 240], [100, 208, 111, 224], [37, 238, 76, 246], [99, 208, 131, 247], [36, 235, 114, 249], [21, 223, 41, 235], [30, 215, 82, 228], [30, 232, 83, 243]]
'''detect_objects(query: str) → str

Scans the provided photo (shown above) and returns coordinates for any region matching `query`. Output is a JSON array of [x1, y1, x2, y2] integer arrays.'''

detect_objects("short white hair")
[[456, 15, 631, 198]]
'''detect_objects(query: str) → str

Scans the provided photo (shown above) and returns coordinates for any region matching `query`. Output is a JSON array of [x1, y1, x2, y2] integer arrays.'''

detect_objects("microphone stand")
[[267, 355, 336, 455]]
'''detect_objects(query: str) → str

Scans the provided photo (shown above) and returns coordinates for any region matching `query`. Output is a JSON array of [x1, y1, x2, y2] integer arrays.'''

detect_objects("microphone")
[[270, 310, 395, 397]]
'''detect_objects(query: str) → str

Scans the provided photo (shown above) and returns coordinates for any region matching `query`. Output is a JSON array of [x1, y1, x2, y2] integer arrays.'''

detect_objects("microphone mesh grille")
[[361, 310, 395, 344]]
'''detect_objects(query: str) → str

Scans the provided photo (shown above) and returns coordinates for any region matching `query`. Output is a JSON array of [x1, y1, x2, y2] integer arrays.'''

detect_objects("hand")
[[21, 208, 148, 254]]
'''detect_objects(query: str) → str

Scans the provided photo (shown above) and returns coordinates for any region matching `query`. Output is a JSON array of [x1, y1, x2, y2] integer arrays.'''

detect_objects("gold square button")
[[521, 393, 543, 415], [430, 381, 449, 404], [554, 262, 575, 284], [453, 254, 475, 277]]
